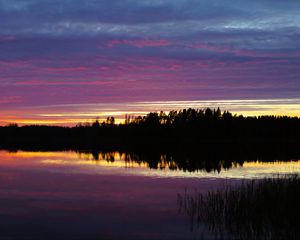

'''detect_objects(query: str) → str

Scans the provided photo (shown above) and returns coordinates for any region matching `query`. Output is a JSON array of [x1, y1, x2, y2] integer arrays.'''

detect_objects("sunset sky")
[[1, 0, 300, 125]]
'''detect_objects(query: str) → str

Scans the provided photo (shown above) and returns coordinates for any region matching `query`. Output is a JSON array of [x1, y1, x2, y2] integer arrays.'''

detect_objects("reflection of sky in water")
[[0, 150, 217, 240], [1, 151, 299, 179], [0, 150, 299, 239]]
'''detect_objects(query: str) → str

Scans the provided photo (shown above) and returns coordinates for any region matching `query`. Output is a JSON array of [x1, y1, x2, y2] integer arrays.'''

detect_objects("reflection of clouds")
[[0, 151, 299, 179], [222, 161, 300, 179]]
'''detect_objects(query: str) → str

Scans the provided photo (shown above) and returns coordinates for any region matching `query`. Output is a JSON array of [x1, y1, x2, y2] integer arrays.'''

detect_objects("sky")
[[0, 0, 300, 125]]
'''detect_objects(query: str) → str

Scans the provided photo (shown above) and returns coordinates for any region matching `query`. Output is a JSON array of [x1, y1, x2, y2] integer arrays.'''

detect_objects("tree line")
[[1, 108, 300, 150]]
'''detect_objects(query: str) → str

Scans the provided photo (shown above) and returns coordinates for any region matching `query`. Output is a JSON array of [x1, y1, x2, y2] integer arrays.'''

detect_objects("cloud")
[[0, 35, 16, 41], [106, 39, 171, 48], [0, 0, 300, 119], [0, 0, 299, 37], [0, 96, 22, 104]]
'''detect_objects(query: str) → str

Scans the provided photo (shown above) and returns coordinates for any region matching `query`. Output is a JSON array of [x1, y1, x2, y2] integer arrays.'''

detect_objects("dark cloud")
[[1, 0, 298, 36], [0, 0, 247, 26], [0, 0, 299, 114]]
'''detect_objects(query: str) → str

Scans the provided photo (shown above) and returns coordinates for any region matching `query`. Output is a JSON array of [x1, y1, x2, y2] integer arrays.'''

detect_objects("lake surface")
[[0, 150, 299, 239]]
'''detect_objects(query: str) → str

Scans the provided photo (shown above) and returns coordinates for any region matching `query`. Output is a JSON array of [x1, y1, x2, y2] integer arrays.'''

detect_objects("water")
[[0, 150, 299, 239]]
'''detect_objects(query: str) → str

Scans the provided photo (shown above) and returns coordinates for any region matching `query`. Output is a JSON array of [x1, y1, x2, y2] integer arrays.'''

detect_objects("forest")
[[1, 108, 300, 150]]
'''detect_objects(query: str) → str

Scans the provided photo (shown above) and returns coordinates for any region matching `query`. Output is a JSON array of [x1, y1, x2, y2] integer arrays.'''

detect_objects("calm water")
[[0, 150, 299, 239]]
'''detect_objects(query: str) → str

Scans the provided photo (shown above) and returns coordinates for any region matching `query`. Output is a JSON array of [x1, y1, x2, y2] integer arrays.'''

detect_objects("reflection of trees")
[[76, 143, 300, 173], [122, 152, 243, 173], [177, 176, 300, 240], [77, 149, 252, 173], [99, 152, 115, 162], [77, 142, 300, 173]]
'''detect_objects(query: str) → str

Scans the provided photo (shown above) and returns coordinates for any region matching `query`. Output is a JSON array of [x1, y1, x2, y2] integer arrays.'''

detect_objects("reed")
[[178, 175, 300, 239]]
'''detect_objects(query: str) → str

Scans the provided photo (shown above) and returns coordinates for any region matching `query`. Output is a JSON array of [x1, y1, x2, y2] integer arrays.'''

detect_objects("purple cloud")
[[0, 0, 300, 124]]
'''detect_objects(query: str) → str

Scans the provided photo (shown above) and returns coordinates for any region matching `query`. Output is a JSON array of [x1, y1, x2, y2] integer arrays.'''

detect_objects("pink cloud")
[[0, 60, 31, 68], [107, 39, 171, 48], [189, 43, 228, 53], [42, 66, 89, 73], [234, 49, 300, 58], [189, 43, 300, 58], [0, 35, 16, 42], [0, 96, 22, 104], [16, 79, 137, 87]]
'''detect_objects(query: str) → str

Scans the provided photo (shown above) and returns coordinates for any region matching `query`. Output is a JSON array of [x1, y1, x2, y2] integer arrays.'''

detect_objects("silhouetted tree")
[[1, 107, 300, 153], [92, 118, 100, 128], [106, 116, 115, 125], [144, 112, 160, 126], [214, 107, 221, 119], [205, 108, 213, 120]]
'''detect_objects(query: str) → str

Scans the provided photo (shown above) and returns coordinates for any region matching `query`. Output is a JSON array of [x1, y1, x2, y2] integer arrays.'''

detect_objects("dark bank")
[[1, 108, 300, 149]]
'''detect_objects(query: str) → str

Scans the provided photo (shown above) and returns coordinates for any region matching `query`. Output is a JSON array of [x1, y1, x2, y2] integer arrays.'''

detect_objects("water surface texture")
[[0, 150, 299, 239]]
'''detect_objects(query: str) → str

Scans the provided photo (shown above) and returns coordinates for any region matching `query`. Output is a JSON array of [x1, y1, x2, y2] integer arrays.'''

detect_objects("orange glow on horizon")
[[1, 98, 300, 126], [0, 150, 299, 179], [0, 150, 149, 169]]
